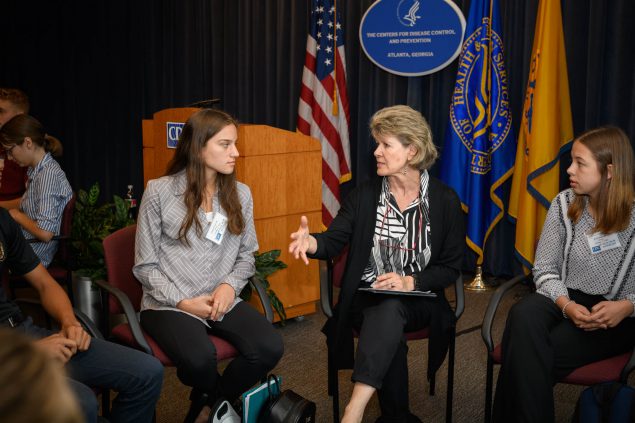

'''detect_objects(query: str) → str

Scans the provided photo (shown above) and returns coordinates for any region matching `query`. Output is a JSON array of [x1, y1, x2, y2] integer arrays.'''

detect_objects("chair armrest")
[[73, 307, 104, 339], [621, 339, 635, 382], [320, 260, 334, 318], [249, 276, 274, 323], [92, 279, 152, 355], [481, 273, 532, 353], [454, 274, 464, 320]]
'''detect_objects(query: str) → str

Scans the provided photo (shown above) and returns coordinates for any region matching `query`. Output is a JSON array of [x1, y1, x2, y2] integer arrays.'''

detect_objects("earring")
[[402, 161, 409, 175]]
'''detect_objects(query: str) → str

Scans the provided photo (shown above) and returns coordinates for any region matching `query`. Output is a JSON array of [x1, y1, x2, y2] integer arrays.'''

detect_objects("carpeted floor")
[[152, 282, 592, 423]]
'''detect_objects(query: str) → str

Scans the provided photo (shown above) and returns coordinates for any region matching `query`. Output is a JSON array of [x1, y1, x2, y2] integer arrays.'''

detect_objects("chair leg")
[[183, 391, 209, 423], [446, 335, 456, 423], [484, 356, 494, 423], [429, 373, 436, 396], [101, 389, 110, 418], [330, 366, 340, 422]]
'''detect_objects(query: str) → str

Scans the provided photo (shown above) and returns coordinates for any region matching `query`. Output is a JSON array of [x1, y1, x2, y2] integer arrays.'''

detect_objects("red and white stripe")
[[297, 36, 352, 226]]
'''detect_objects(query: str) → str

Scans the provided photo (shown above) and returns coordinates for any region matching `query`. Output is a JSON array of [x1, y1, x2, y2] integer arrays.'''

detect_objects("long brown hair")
[[0, 114, 63, 157], [568, 127, 635, 233], [166, 109, 244, 243]]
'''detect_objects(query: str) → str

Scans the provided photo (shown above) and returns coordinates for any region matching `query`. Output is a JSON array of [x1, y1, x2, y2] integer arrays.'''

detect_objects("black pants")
[[350, 293, 433, 422], [493, 291, 635, 423], [141, 301, 283, 402]]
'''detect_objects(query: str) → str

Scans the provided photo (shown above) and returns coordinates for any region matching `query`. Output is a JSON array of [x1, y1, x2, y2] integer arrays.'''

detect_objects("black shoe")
[[183, 391, 211, 423]]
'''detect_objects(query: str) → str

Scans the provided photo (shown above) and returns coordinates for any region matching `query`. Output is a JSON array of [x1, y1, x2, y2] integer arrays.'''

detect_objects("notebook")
[[241, 375, 281, 423], [357, 287, 436, 297]]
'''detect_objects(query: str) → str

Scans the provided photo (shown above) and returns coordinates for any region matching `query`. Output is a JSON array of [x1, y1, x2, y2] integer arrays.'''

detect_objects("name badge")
[[206, 212, 228, 245], [586, 232, 621, 254]]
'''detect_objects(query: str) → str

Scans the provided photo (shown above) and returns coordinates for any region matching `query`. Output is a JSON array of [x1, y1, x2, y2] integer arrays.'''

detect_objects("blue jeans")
[[17, 318, 164, 423]]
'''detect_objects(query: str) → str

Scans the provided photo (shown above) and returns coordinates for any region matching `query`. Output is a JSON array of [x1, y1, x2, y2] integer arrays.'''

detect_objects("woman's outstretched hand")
[[288, 215, 317, 265]]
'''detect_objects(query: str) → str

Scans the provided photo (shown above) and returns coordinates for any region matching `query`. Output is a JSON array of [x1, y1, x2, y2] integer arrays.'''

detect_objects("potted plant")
[[71, 182, 134, 279], [71, 182, 134, 325], [242, 250, 288, 324]]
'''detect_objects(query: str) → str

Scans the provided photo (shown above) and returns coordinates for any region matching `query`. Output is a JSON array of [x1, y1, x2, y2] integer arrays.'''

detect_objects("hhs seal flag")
[[440, 0, 515, 264]]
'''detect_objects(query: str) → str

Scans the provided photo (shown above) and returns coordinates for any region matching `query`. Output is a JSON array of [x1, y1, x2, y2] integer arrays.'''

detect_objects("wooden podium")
[[142, 108, 322, 319]]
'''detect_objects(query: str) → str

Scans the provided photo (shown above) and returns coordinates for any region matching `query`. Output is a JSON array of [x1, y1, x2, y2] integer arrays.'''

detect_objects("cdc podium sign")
[[166, 122, 185, 149]]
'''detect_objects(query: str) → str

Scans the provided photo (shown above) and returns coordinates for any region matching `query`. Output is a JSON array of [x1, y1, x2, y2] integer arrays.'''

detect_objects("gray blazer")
[[133, 171, 258, 323]]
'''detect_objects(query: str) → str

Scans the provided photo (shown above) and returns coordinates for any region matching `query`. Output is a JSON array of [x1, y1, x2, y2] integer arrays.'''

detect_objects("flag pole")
[[466, 0, 495, 292], [466, 265, 489, 291], [332, 0, 339, 116]]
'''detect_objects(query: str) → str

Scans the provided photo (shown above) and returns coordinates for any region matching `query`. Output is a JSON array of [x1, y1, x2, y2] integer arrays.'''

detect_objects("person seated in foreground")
[[0, 206, 164, 423], [493, 127, 635, 422], [134, 108, 283, 423], [0, 329, 83, 423], [0, 88, 29, 201], [289, 105, 465, 423], [0, 114, 72, 267]]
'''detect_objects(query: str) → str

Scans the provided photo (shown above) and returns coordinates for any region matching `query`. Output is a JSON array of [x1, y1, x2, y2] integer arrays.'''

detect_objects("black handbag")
[[259, 375, 316, 423]]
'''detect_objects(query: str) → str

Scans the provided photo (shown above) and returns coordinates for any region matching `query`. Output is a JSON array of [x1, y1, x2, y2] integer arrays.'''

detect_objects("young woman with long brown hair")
[[494, 127, 635, 422], [134, 108, 283, 423]]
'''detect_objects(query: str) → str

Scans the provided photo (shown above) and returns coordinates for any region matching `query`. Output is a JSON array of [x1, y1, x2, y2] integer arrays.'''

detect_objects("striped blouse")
[[20, 153, 72, 267], [361, 170, 432, 283], [133, 171, 259, 323], [534, 189, 635, 315]]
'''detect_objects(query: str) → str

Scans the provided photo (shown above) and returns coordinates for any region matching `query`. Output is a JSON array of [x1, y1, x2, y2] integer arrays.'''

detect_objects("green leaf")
[[87, 183, 100, 206], [253, 250, 288, 324], [71, 182, 134, 278]]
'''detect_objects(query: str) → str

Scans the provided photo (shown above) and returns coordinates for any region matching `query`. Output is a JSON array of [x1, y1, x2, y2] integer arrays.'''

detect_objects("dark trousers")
[[350, 293, 433, 422], [141, 301, 283, 402], [493, 291, 635, 423]]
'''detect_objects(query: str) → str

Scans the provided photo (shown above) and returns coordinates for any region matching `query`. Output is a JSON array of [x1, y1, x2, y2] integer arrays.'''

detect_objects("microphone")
[[188, 98, 222, 108]]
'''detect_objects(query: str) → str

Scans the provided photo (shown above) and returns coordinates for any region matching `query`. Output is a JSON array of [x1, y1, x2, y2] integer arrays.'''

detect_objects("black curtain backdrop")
[[2, 0, 634, 276]]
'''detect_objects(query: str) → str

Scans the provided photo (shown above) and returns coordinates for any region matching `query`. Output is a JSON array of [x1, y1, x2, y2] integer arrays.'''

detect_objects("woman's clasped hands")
[[566, 299, 634, 330], [177, 284, 236, 321]]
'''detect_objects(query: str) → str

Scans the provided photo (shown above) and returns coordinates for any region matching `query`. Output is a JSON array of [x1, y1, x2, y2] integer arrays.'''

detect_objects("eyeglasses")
[[377, 200, 423, 252], [3, 144, 17, 155]]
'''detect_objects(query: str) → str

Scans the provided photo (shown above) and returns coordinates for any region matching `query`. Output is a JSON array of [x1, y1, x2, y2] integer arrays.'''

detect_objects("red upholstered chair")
[[481, 274, 635, 423], [321, 247, 464, 423], [93, 224, 274, 419]]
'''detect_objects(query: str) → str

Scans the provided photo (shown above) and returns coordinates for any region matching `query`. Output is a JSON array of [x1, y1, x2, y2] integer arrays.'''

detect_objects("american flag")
[[297, 0, 351, 227]]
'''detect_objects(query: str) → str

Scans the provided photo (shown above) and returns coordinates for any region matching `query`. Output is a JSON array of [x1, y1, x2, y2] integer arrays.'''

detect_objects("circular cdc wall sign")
[[360, 0, 466, 76]]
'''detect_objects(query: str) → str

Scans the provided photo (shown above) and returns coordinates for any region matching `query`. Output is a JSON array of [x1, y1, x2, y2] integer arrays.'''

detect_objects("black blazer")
[[310, 176, 465, 377]]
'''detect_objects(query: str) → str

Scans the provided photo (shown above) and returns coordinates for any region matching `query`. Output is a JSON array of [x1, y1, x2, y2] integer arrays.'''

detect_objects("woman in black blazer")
[[289, 105, 465, 423]]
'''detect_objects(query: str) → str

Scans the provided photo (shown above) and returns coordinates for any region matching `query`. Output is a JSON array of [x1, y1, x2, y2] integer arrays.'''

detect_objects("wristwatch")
[[410, 273, 421, 291]]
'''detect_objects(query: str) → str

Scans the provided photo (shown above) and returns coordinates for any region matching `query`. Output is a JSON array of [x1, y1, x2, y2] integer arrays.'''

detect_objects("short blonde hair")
[[370, 105, 438, 170], [0, 329, 83, 423]]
